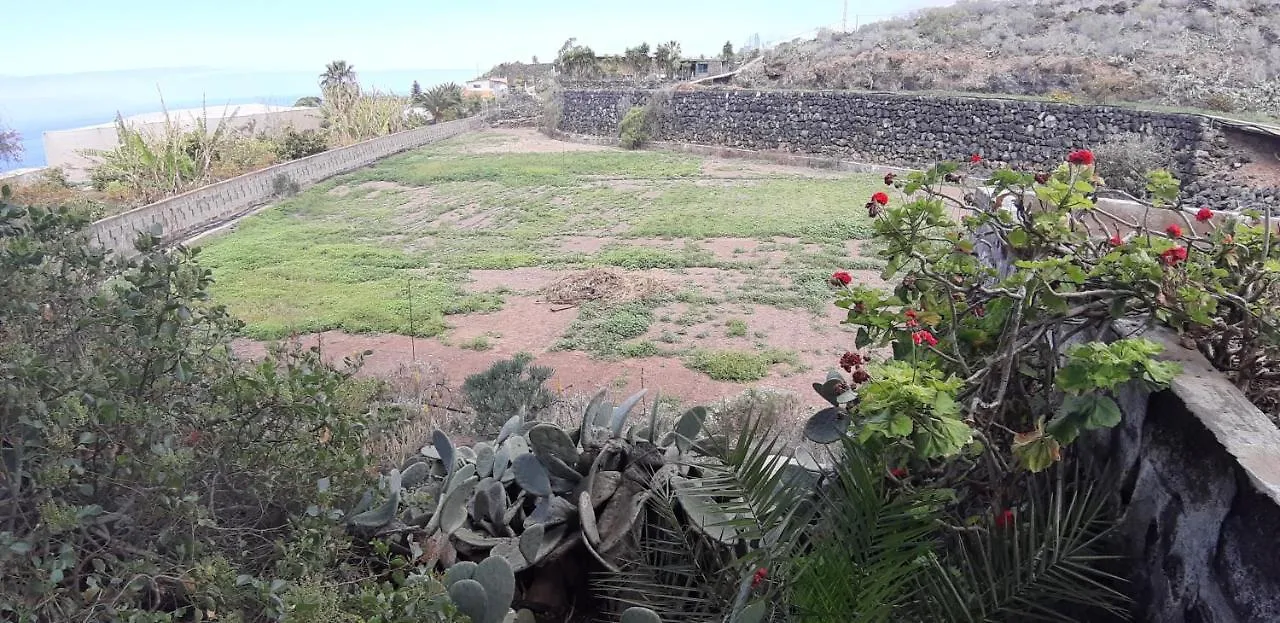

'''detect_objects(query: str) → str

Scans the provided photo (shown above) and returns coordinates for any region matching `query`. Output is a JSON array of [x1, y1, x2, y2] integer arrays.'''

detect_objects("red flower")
[[1166, 224, 1183, 238], [995, 509, 1015, 528], [839, 351, 864, 372], [831, 271, 853, 286], [1034, 172, 1050, 185], [904, 309, 919, 328], [883, 172, 897, 186], [912, 330, 938, 347], [889, 467, 908, 479], [871, 191, 890, 206], [1160, 246, 1188, 265], [751, 567, 768, 588], [867, 201, 883, 218], [851, 368, 871, 383], [1196, 207, 1213, 222], [970, 153, 982, 163], [1109, 234, 1123, 247], [184, 430, 203, 447], [1066, 149, 1094, 166]]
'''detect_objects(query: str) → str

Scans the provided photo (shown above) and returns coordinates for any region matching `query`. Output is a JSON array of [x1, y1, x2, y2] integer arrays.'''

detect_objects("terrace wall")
[[88, 114, 490, 258]]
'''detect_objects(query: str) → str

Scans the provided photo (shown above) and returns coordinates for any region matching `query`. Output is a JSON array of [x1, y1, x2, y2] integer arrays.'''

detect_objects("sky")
[[1, 0, 951, 171], [7, 0, 950, 76]]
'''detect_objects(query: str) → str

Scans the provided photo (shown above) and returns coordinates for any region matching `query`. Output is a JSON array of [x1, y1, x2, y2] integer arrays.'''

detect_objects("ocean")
[[0, 67, 475, 173]]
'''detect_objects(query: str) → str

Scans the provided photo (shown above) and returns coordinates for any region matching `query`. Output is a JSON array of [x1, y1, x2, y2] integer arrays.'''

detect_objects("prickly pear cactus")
[[443, 556, 516, 623], [620, 606, 663, 623]]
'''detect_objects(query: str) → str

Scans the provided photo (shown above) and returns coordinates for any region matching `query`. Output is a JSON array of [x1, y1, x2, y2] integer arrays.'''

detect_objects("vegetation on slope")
[[737, 0, 1280, 117]]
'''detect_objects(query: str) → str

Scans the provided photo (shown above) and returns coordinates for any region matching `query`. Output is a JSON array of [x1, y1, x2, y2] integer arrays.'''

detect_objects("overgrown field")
[[201, 129, 886, 388]]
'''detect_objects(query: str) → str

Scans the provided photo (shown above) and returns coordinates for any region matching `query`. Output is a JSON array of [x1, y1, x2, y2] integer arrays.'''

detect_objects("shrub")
[[725, 318, 749, 337], [1092, 133, 1176, 198], [619, 105, 649, 149], [1202, 92, 1237, 112], [0, 195, 434, 621], [277, 127, 329, 160], [462, 352, 556, 432]]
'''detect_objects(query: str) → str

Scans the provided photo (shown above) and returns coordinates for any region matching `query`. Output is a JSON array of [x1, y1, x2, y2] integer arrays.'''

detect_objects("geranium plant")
[[809, 147, 1280, 474]]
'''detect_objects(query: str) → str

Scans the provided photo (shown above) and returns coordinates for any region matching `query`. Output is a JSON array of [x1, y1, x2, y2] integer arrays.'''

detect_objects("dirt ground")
[[230, 128, 892, 410]]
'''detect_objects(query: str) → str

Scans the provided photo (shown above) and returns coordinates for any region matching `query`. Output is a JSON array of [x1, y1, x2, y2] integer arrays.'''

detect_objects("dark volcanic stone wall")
[[558, 89, 1251, 207]]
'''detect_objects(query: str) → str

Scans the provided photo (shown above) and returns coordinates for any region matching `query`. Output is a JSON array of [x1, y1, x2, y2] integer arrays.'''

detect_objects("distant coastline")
[[0, 67, 473, 173]]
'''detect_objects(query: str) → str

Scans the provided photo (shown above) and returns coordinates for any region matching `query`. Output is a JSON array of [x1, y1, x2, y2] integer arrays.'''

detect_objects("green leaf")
[[1007, 229, 1028, 247], [888, 414, 914, 437]]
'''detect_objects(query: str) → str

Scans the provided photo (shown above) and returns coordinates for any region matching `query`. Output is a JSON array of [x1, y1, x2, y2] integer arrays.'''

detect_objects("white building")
[[44, 104, 321, 183], [462, 77, 509, 99]]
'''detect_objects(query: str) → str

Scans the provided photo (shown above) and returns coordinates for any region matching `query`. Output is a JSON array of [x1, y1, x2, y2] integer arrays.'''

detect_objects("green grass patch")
[[347, 150, 701, 188], [592, 245, 717, 269], [458, 335, 494, 351], [629, 178, 879, 241], [554, 301, 656, 358], [725, 318, 749, 337], [618, 340, 660, 358], [684, 349, 800, 381]]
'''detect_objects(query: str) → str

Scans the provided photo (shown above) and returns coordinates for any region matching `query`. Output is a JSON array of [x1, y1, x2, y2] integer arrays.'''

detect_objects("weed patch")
[[685, 348, 799, 381], [554, 301, 656, 358]]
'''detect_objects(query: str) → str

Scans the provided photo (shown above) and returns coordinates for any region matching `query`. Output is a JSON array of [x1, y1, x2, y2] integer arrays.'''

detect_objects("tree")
[[555, 38, 599, 78], [624, 42, 652, 75], [319, 60, 358, 94], [532, 55, 539, 64], [721, 41, 735, 63], [420, 82, 464, 123], [654, 41, 682, 76], [0, 118, 20, 164], [410, 80, 423, 103], [292, 96, 322, 107]]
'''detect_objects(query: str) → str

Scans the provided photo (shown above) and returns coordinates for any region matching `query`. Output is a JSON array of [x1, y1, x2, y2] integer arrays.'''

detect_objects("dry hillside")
[[736, 0, 1280, 117]]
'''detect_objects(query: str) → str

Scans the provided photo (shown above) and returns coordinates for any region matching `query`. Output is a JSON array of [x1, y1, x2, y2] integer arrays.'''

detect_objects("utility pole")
[[843, 0, 848, 32]]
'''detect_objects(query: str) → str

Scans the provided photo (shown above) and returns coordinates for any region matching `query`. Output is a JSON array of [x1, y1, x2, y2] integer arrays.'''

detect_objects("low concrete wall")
[[89, 115, 489, 258], [0, 167, 49, 186]]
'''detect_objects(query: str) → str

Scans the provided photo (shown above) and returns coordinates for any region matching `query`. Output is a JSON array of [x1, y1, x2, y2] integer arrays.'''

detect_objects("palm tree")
[[420, 83, 463, 123], [319, 60, 358, 94]]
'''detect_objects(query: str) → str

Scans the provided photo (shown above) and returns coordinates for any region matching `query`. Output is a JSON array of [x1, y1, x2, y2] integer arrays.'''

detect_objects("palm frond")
[[591, 475, 734, 622], [786, 437, 942, 623], [919, 464, 1131, 622]]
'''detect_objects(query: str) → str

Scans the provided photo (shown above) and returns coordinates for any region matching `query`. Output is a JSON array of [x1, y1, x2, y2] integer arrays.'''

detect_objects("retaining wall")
[[559, 89, 1280, 210], [89, 115, 489, 257]]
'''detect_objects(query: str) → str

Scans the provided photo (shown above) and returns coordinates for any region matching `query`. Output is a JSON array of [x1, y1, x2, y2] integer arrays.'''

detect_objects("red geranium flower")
[[751, 567, 768, 588], [851, 368, 871, 384], [1161, 246, 1188, 265], [912, 330, 938, 347], [889, 467, 908, 479], [883, 172, 897, 186], [831, 271, 853, 286], [995, 509, 1015, 528], [1034, 172, 1050, 185], [970, 153, 982, 163], [1196, 207, 1213, 222], [871, 191, 890, 206], [1166, 224, 1183, 238], [904, 309, 919, 328], [1109, 234, 1123, 247], [839, 351, 863, 372], [1066, 149, 1094, 166]]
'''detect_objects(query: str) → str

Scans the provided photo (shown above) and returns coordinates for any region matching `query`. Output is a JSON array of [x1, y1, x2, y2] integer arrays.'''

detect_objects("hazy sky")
[[9, 0, 948, 76]]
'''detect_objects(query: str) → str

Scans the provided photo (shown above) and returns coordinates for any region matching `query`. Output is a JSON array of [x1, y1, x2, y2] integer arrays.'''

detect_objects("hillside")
[[736, 0, 1280, 118]]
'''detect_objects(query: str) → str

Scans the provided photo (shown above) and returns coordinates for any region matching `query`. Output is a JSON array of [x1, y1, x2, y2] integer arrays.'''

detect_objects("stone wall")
[[89, 114, 489, 258], [559, 89, 1279, 210]]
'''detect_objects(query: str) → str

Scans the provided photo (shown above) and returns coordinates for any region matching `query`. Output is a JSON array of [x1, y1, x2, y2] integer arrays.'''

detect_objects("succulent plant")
[[620, 606, 663, 623], [342, 386, 814, 618], [443, 556, 516, 623]]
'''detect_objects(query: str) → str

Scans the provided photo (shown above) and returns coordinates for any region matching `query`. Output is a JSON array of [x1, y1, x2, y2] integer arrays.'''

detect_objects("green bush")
[[619, 105, 648, 149], [0, 193, 464, 621], [685, 349, 797, 381], [276, 127, 329, 160], [462, 352, 556, 433]]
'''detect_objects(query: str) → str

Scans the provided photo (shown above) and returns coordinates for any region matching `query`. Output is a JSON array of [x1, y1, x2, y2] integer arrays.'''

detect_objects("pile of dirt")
[[540, 268, 669, 305]]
